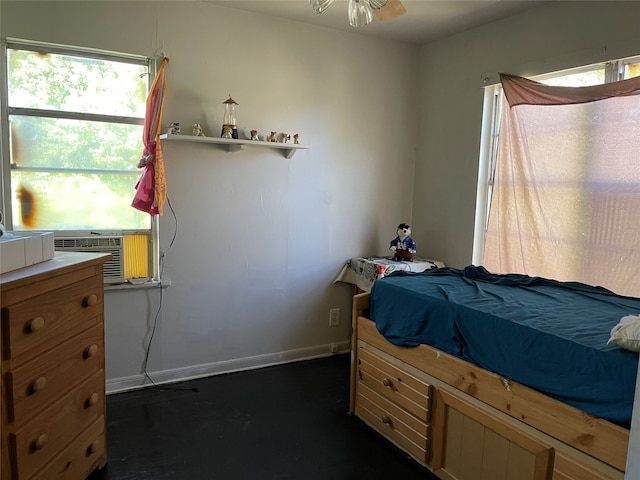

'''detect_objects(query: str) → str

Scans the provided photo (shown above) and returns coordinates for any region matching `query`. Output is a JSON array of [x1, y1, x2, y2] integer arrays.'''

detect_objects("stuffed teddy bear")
[[390, 223, 417, 261]]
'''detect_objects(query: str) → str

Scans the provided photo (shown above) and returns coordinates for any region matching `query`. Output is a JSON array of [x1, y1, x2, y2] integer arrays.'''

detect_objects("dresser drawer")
[[5, 323, 104, 426], [358, 346, 432, 423], [9, 372, 104, 480], [356, 382, 430, 465], [30, 416, 105, 480], [1, 275, 103, 362]]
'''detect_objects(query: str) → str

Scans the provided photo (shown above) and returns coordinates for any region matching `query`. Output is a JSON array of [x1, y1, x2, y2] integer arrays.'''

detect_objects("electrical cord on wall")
[[141, 196, 198, 393]]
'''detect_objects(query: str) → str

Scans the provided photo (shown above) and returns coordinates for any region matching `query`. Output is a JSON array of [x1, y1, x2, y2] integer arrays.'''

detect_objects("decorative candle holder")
[[221, 95, 239, 139]]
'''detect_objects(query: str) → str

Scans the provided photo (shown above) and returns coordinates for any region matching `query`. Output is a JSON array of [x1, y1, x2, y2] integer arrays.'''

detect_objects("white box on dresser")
[[0, 231, 55, 275], [1, 251, 110, 480]]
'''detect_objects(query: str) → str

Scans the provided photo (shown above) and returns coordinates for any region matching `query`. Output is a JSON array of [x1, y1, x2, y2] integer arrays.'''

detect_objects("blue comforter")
[[370, 265, 639, 427]]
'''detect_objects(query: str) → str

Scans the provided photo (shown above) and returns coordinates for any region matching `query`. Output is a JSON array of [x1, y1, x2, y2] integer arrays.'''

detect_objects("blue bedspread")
[[370, 265, 640, 427]]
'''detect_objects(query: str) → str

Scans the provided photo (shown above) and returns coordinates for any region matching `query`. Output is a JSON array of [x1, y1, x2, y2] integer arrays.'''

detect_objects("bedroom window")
[[474, 56, 640, 297], [0, 39, 158, 282]]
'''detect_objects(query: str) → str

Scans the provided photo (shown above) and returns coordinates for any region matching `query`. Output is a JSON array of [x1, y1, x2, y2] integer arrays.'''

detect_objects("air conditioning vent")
[[54, 236, 125, 284]]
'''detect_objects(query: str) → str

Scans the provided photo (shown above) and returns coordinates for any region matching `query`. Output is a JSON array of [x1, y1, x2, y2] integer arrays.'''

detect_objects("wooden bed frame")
[[349, 293, 629, 480]]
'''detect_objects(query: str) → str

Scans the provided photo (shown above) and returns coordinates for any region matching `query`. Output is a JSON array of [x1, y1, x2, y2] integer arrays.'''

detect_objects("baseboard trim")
[[106, 341, 351, 394]]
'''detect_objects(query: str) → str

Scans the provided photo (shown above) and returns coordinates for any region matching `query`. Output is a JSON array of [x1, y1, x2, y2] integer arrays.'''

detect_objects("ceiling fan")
[[310, 0, 407, 28]]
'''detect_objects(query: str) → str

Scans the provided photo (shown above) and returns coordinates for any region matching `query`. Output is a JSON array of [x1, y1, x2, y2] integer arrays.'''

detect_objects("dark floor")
[[88, 353, 439, 480]]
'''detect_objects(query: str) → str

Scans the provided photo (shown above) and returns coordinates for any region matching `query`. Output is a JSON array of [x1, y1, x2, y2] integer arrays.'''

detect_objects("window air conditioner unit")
[[54, 236, 125, 284]]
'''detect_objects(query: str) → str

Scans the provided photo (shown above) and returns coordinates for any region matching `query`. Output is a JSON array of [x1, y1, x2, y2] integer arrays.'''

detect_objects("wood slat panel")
[[433, 388, 555, 480], [481, 429, 509, 480], [506, 442, 538, 479], [443, 408, 463, 479], [459, 415, 485, 479]]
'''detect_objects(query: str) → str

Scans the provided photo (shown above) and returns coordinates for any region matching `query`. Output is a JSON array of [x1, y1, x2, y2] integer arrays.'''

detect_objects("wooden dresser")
[[1, 252, 110, 480]]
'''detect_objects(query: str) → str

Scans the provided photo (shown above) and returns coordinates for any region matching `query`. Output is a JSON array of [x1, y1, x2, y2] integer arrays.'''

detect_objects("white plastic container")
[[0, 231, 55, 274]]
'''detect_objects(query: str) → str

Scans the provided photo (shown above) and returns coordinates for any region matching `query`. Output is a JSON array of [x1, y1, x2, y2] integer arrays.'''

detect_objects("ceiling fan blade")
[[373, 0, 406, 21]]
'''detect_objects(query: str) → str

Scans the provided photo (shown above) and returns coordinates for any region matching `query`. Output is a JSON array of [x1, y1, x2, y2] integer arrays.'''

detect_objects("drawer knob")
[[83, 294, 98, 307], [381, 415, 391, 425], [87, 392, 99, 407], [27, 317, 45, 333], [382, 377, 391, 387], [84, 344, 99, 358], [33, 433, 48, 451], [87, 440, 101, 455], [30, 377, 47, 394]]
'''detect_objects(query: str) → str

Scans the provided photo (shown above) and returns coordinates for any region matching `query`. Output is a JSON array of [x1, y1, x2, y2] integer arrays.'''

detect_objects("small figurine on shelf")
[[167, 122, 181, 135], [250, 130, 259, 141], [267, 131, 278, 142], [282, 133, 291, 143], [222, 126, 233, 139], [390, 223, 417, 261], [293, 133, 300, 144], [192, 123, 206, 136]]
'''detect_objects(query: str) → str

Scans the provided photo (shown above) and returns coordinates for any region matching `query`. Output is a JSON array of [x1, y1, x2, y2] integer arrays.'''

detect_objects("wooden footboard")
[[350, 293, 628, 480]]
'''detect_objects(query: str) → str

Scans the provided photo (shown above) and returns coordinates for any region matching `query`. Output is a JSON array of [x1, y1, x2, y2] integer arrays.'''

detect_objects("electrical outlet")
[[329, 308, 340, 326], [330, 343, 339, 353]]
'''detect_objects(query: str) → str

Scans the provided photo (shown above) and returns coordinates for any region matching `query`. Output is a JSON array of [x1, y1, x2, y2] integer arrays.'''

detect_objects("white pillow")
[[608, 315, 640, 352]]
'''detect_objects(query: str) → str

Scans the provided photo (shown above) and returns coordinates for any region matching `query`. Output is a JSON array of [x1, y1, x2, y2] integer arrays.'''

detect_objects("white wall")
[[412, 1, 640, 268], [1, 1, 419, 389]]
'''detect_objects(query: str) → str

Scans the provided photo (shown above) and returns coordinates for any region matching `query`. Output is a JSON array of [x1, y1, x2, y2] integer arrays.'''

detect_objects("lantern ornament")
[[221, 95, 239, 139]]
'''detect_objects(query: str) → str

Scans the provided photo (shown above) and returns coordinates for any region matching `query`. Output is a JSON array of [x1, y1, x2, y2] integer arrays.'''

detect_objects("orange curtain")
[[132, 57, 169, 215]]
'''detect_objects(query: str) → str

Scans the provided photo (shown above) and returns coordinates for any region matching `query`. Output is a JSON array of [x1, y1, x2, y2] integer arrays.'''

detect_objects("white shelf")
[[159, 133, 311, 159]]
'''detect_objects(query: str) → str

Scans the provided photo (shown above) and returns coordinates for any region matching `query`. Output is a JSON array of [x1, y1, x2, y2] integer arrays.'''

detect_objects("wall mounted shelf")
[[159, 133, 311, 159]]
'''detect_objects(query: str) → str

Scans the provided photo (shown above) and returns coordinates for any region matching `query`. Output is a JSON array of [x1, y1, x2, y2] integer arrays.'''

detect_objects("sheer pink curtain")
[[483, 74, 640, 296]]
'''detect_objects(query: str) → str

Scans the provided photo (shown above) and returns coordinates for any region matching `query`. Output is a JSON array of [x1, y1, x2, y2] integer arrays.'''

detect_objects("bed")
[[349, 266, 639, 480]]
